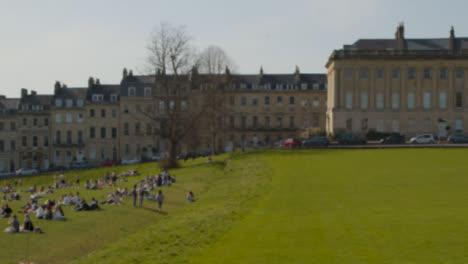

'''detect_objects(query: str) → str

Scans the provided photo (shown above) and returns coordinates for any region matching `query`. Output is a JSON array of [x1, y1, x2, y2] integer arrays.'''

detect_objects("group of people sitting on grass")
[[4, 214, 41, 234]]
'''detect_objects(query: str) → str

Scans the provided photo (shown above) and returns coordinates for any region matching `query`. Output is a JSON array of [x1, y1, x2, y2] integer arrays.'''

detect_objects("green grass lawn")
[[1, 149, 468, 263]]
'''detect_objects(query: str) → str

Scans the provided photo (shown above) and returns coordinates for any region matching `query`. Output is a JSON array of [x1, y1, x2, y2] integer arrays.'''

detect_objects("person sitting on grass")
[[1, 204, 12, 218], [62, 194, 70, 206], [74, 199, 90, 211], [44, 207, 53, 220], [71, 192, 80, 205], [90, 198, 100, 210], [85, 180, 91, 189], [4, 215, 19, 233], [21, 214, 34, 232], [53, 205, 66, 221], [36, 205, 44, 219], [187, 191, 195, 202]]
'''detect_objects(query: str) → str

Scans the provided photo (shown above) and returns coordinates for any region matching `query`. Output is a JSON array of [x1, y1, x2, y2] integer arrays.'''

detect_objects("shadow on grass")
[[142, 207, 168, 215]]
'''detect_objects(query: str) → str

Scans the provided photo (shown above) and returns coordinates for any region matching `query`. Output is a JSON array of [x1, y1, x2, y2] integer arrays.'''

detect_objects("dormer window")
[[92, 94, 103, 102], [276, 84, 283, 90], [264, 83, 271, 90], [240, 83, 247, 89], [313, 83, 320, 90], [55, 99, 63, 107], [77, 99, 84, 107], [252, 84, 258, 90], [144, 87, 152, 96], [66, 99, 73, 108], [128, 87, 136, 96], [110, 94, 118, 102], [301, 83, 308, 90]]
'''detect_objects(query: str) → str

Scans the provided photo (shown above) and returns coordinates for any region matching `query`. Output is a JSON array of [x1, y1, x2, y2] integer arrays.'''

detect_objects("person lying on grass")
[[4, 214, 19, 233], [90, 198, 100, 210], [1, 204, 13, 218]]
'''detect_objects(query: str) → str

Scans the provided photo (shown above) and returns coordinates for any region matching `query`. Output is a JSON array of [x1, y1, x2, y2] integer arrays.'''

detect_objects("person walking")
[[156, 190, 164, 212], [132, 185, 138, 207]]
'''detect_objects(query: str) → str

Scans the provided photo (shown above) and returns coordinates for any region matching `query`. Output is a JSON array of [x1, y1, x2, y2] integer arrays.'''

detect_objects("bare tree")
[[196, 46, 235, 154]]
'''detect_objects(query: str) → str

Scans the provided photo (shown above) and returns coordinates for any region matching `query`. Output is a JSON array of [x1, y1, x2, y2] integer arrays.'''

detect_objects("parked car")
[[303, 136, 329, 147], [337, 134, 366, 145], [121, 158, 140, 165], [380, 135, 406, 144], [0, 172, 15, 178], [447, 134, 468, 143], [284, 138, 302, 148], [48, 165, 67, 172], [100, 161, 116, 167], [72, 163, 90, 169], [15, 168, 39, 176], [410, 134, 436, 144]]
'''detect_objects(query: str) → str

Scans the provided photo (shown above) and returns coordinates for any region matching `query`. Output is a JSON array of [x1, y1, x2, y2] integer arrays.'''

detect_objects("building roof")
[[347, 38, 468, 51]]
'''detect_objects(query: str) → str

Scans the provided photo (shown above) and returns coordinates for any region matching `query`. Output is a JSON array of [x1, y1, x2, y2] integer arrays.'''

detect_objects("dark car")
[[303, 137, 329, 147], [448, 134, 468, 143], [380, 135, 406, 144], [337, 134, 366, 145]]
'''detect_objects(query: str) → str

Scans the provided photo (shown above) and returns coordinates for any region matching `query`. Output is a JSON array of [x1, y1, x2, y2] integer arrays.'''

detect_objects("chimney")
[[96, 78, 101, 85], [259, 66, 264, 78], [449, 26, 456, 52], [54, 81, 61, 94], [395, 23, 405, 50], [88, 77, 95, 88], [21, 88, 27, 98], [129, 70, 133, 77], [294, 65, 300, 81], [225, 66, 231, 76], [31, 90, 37, 96], [0, 95, 6, 100], [123, 68, 128, 79]]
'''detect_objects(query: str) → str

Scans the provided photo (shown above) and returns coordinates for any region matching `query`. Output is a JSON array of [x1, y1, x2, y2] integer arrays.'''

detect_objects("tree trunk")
[[167, 140, 180, 169]]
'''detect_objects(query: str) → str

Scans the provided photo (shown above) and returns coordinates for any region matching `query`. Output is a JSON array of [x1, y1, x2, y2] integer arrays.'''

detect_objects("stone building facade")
[[326, 24, 468, 138]]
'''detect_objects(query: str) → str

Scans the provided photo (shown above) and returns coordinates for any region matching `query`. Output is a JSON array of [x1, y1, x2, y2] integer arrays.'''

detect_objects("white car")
[[121, 158, 140, 165], [15, 168, 39, 176], [410, 134, 436, 144]]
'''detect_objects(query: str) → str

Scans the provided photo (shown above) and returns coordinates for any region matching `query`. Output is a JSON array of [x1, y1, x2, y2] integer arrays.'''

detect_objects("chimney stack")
[[449, 26, 456, 52], [88, 77, 95, 88], [259, 66, 264, 78], [395, 23, 405, 50], [96, 78, 101, 85], [295, 65, 300, 81], [31, 90, 37, 96], [123, 68, 128, 79], [21, 88, 28, 98]]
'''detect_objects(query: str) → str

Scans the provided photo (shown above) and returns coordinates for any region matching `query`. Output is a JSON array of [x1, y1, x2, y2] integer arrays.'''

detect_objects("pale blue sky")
[[1, 0, 466, 97]]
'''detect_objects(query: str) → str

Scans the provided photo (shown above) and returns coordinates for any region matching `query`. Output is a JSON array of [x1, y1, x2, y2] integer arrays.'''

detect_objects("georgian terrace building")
[[0, 68, 327, 172], [326, 24, 468, 138]]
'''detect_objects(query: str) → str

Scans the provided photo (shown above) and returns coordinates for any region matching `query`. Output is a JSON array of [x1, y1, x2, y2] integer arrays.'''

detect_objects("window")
[[264, 83, 271, 90], [55, 99, 63, 107], [110, 94, 118, 102], [241, 116, 246, 129], [181, 101, 187, 110], [145, 123, 152, 135], [10, 140, 16, 151], [264, 116, 270, 128], [101, 109, 106, 118], [456, 92, 463, 108], [439, 92, 447, 109], [392, 93, 400, 110], [44, 118, 48, 126], [124, 105, 129, 113], [33, 136, 38, 147], [361, 118, 368, 131], [407, 93, 415, 109], [135, 123, 140, 134], [455, 119, 463, 132], [423, 92, 431, 109], [169, 101, 175, 110], [229, 116, 235, 128], [276, 116, 282, 128], [376, 69, 383, 80], [0, 122, 3, 131], [77, 99, 84, 107], [124, 123, 129, 136], [66, 131, 72, 144], [55, 151, 61, 162], [77, 113, 83, 123], [440, 68, 447, 79], [33, 118, 38, 126], [277, 96, 282, 104], [392, 69, 399, 79], [408, 119, 415, 131], [100, 148, 106, 159], [92, 94, 103, 102], [289, 116, 295, 128], [456, 68, 464, 79], [376, 119, 384, 132], [10, 122, 15, 131], [264, 96, 270, 105], [22, 118, 27, 126], [289, 96, 295, 105], [66, 99, 73, 108], [89, 127, 95, 139], [313, 98, 320, 107], [360, 93, 368, 110], [144, 87, 152, 96], [135, 105, 141, 113], [424, 118, 431, 132], [312, 114, 319, 128], [345, 69, 353, 79], [55, 114, 62, 123], [89, 109, 95, 117], [125, 144, 130, 155], [89, 148, 96, 160], [56, 131, 61, 144], [128, 87, 136, 96], [241, 97, 247, 106], [43, 136, 48, 147], [112, 128, 117, 138], [345, 92, 353, 109], [101, 127, 106, 139], [301, 83, 307, 90], [22, 136, 27, 147], [66, 113, 72, 123], [392, 120, 400, 133], [346, 118, 352, 131], [0, 141, 4, 152], [408, 69, 416, 79], [66, 151, 72, 163], [360, 69, 368, 79], [159, 101, 165, 111], [376, 92, 384, 110], [424, 69, 431, 79], [252, 97, 258, 106], [252, 116, 258, 128], [110, 109, 116, 118], [78, 131, 83, 144]]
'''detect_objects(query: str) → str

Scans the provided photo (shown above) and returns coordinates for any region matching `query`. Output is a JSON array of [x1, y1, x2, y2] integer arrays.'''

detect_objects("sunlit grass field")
[[1, 149, 468, 263]]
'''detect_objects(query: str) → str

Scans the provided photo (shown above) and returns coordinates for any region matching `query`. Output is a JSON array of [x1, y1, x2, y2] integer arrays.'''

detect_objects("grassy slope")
[[193, 149, 468, 264]]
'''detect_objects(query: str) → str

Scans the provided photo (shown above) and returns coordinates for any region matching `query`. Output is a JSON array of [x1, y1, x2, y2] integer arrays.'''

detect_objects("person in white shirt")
[[36, 206, 44, 219], [63, 195, 70, 206]]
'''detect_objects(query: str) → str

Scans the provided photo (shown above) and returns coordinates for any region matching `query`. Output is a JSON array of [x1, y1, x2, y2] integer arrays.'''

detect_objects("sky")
[[1, 0, 467, 97]]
